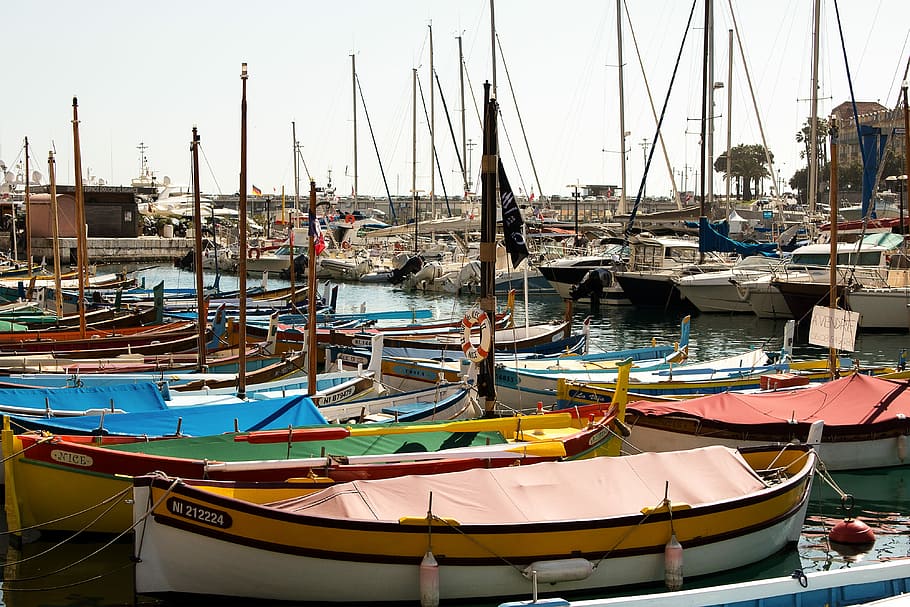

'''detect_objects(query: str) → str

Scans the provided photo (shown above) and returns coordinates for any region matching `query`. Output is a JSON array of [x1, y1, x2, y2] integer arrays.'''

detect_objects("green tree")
[[839, 162, 863, 191], [796, 117, 830, 166], [714, 144, 773, 201]]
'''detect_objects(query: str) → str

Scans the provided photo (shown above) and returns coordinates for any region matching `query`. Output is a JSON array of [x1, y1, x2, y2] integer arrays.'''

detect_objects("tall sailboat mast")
[[827, 117, 839, 378], [412, 67, 419, 253], [24, 137, 32, 276], [478, 82, 498, 413], [725, 28, 733, 209], [351, 54, 358, 207], [191, 127, 207, 372], [237, 63, 249, 399], [429, 23, 436, 219], [616, 0, 628, 216], [706, 0, 716, 216], [307, 179, 318, 394], [291, 121, 299, 292], [71, 97, 88, 338], [808, 0, 821, 214], [698, 0, 710, 226], [458, 35, 468, 197], [47, 151, 63, 319], [478, 0, 499, 413]]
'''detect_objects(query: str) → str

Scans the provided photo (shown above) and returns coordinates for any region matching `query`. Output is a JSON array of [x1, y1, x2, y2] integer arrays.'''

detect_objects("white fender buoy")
[[522, 558, 593, 583], [419, 550, 439, 607], [664, 534, 683, 590]]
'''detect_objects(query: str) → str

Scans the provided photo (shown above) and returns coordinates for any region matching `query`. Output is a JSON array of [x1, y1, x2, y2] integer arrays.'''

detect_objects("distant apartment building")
[[831, 100, 906, 166]]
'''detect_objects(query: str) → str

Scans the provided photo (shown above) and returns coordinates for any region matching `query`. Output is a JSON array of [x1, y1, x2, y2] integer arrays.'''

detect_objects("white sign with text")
[[808, 305, 859, 352]]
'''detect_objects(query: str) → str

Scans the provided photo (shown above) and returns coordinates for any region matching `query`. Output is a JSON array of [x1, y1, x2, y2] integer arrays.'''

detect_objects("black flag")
[[498, 160, 530, 269]]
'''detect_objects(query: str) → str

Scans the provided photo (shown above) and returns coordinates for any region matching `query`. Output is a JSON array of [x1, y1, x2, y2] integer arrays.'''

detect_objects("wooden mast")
[[458, 35, 468, 198], [828, 116, 839, 379], [807, 0, 821, 214], [429, 23, 435, 218], [24, 137, 32, 277], [903, 80, 909, 244], [71, 97, 87, 338], [697, 0, 710, 262], [307, 179, 318, 394], [615, 0, 628, 216], [413, 67, 418, 254], [47, 151, 63, 319], [237, 63, 249, 399], [291, 121, 298, 295], [191, 126, 207, 372], [351, 54, 358, 207], [478, 81, 498, 413]]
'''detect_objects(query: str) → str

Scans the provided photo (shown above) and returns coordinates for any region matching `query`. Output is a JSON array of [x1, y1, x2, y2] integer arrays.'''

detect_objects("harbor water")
[[0, 264, 907, 606]]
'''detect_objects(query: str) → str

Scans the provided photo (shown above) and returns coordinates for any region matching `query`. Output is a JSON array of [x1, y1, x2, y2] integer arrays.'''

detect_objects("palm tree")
[[714, 144, 773, 201]]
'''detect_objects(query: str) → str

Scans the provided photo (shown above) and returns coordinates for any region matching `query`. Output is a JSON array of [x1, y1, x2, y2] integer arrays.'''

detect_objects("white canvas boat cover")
[[271, 446, 767, 524]]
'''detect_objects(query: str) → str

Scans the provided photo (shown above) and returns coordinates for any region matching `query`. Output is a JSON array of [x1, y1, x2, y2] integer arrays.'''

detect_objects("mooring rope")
[[1, 476, 180, 591], [0, 434, 55, 465]]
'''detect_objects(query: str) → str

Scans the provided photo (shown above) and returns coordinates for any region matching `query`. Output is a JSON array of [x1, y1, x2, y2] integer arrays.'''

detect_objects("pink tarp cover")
[[274, 446, 766, 523], [629, 374, 910, 427]]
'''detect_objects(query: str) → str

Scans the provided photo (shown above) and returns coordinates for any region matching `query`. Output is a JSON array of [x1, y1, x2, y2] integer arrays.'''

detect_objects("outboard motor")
[[175, 249, 195, 270], [278, 254, 308, 279], [389, 256, 424, 284], [569, 268, 613, 312]]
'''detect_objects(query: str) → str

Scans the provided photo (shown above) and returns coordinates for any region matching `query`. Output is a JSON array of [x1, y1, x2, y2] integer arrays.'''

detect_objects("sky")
[[1, 0, 908, 209]]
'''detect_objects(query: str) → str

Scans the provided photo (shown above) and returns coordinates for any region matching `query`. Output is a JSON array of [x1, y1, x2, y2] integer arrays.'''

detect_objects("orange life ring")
[[460, 307, 492, 363], [342, 241, 352, 250], [345, 214, 356, 224], [250, 248, 261, 260]]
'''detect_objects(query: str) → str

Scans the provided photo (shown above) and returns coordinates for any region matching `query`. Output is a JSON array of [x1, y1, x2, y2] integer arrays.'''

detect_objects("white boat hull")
[[133, 487, 809, 603], [677, 281, 753, 313], [847, 288, 910, 330]]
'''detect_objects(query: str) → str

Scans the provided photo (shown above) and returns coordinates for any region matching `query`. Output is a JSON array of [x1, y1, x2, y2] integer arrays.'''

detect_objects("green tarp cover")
[[104, 429, 507, 461]]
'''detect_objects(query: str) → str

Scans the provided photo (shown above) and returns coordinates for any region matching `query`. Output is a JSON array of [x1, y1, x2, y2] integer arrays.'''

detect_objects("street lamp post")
[[886, 175, 908, 242], [569, 182, 581, 239]]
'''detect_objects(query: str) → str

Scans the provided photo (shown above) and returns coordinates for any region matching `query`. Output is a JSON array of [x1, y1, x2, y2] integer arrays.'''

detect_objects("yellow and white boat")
[[132, 443, 817, 603]]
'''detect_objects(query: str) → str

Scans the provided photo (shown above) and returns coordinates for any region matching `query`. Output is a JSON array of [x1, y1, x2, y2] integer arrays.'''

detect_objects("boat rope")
[[592, 494, 669, 568], [0, 432, 57, 465], [0, 561, 134, 593], [0, 486, 131, 539], [814, 458, 853, 506], [428, 514, 525, 574], [0, 483, 153, 585], [133, 475, 182, 564], [1, 499, 127, 570]]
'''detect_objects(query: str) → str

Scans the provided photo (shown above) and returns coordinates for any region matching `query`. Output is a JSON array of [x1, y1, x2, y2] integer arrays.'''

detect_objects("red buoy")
[[829, 518, 876, 545]]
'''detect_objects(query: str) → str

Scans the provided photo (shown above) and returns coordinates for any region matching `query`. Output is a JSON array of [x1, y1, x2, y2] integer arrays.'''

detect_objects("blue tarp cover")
[[0, 382, 167, 415], [9, 394, 326, 436], [698, 217, 779, 256]]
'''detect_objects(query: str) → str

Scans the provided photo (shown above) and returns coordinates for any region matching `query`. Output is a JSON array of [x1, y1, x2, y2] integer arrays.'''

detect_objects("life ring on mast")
[[250, 248, 261, 260], [342, 240, 352, 250], [460, 307, 492, 363], [345, 214, 356, 224]]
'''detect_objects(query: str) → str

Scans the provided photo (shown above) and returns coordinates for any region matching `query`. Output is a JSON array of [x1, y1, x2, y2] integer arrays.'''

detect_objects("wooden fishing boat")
[[553, 356, 898, 402], [236, 304, 517, 347], [169, 349, 309, 391], [620, 373, 910, 470], [0, 319, 196, 346], [3, 409, 621, 535], [130, 442, 817, 603], [0, 329, 203, 357], [4, 393, 328, 436], [319, 320, 574, 353]]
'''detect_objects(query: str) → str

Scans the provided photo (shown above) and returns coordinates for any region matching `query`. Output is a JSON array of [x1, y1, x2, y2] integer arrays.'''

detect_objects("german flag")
[[252, 185, 262, 196]]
